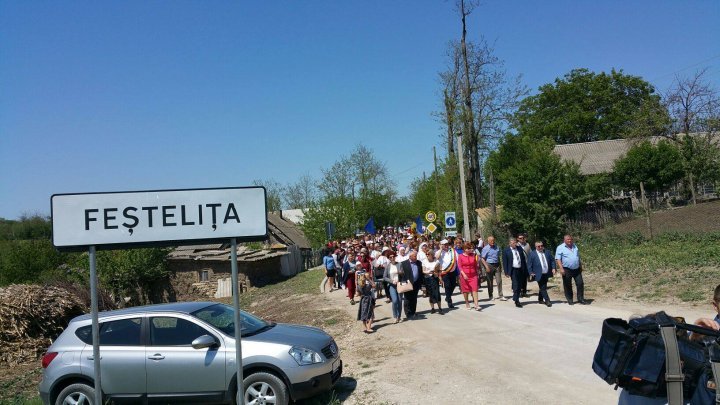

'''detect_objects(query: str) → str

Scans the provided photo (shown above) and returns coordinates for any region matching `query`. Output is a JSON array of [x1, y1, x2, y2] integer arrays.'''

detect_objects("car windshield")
[[191, 304, 271, 337]]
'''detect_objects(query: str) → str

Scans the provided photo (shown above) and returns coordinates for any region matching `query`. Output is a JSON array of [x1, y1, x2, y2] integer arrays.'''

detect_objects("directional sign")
[[425, 211, 437, 223], [426, 223, 437, 234], [445, 212, 457, 228], [444, 230, 457, 238]]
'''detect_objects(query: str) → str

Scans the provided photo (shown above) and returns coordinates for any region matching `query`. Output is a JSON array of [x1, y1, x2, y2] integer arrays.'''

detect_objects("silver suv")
[[39, 301, 342, 405]]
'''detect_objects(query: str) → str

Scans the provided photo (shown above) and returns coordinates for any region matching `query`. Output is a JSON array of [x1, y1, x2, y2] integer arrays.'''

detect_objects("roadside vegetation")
[[579, 231, 720, 303]]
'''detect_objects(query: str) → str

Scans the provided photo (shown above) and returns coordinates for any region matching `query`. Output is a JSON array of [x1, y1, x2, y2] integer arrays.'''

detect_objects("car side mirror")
[[191, 335, 218, 350]]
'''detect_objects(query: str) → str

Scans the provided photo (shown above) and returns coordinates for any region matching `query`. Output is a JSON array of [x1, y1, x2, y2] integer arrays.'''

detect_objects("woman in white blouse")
[[422, 249, 444, 314], [382, 250, 403, 324]]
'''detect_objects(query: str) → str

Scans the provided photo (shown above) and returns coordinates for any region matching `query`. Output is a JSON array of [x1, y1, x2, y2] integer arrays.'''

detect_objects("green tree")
[[0, 214, 53, 240], [300, 197, 356, 247], [495, 144, 587, 242], [252, 179, 283, 211], [613, 140, 684, 192], [83, 248, 170, 303], [665, 69, 720, 203], [515, 68, 666, 144], [0, 239, 71, 286]]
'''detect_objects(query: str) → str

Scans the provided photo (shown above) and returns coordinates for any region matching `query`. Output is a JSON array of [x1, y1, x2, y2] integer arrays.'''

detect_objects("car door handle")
[[86, 356, 102, 360], [148, 354, 165, 360]]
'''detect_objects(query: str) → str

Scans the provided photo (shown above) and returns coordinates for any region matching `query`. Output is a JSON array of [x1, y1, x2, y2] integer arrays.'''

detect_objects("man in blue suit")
[[501, 237, 527, 308], [527, 241, 556, 307]]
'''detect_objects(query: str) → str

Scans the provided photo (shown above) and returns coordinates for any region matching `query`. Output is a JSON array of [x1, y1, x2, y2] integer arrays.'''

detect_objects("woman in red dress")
[[458, 241, 481, 311]]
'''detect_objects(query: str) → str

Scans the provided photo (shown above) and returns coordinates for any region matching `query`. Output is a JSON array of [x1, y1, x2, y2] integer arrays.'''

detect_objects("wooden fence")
[[567, 197, 635, 230]]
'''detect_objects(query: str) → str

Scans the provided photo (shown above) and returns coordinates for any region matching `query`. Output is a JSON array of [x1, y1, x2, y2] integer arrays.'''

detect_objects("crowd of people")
[[320, 227, 588, 333]]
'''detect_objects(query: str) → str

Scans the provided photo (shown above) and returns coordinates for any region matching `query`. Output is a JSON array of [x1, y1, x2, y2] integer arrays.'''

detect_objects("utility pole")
[[640, 182, 653, 239], [457, 133, 471, 240], [433, 146, 440, 212], [489, 168, 496, 217]]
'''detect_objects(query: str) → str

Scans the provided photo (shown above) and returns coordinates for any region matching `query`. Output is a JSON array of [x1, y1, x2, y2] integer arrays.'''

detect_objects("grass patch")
[[679, 289, 705, 302], [229, 267, 326, 309], [580, 232, 720, 302], [0, 397, 42, 405]]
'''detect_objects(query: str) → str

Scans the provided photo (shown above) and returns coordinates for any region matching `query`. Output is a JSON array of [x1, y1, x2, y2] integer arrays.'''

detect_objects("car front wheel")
[[240, 372, 289, 405], [55, 383, 95, 405]]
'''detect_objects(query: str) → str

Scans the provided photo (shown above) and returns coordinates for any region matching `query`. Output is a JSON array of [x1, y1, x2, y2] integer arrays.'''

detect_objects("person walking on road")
[[341, 251, 358, 305], [399, 251, 423, 320], [555, 234, 587, 305], [422, 248, 444, 314], [373, 247, 391, 301], [356, 265, 376, 333], [383, 251, 403, 324], [527, 241, 556, 307], [323, 248, 337, 292], [458, 242, 481, 311], [502, 237, 527, 308], [480, 236, 505, 301], [517, 234, 532, 297], [437, 239, 458, 309]]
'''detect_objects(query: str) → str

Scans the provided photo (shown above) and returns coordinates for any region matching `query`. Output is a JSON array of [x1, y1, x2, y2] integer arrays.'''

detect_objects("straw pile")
[[0, 283, 116, 365]]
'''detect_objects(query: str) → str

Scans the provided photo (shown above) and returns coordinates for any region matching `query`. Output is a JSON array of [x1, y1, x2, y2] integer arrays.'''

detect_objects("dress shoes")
[[545, 301, 552, 307], [578, 300, 588, 305], [514, 301, 523, 308], [567, 300, 574, 305]]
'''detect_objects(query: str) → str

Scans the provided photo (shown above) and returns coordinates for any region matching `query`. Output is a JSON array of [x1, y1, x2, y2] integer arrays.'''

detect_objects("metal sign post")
[[231, 238, 244, 405], [88, 245, 102, 405]]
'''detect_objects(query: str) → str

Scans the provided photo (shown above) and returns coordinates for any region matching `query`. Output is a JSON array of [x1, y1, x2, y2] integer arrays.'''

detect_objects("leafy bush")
[[0, 240, 73, 286]]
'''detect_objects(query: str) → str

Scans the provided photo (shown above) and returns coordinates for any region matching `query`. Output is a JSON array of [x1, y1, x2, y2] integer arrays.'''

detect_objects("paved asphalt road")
[[327, 282, 708, 405]]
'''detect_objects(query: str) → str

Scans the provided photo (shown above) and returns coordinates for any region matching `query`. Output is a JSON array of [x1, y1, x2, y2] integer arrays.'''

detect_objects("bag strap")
[[709, 344, 720, 404], [656, 312, 684, 405]]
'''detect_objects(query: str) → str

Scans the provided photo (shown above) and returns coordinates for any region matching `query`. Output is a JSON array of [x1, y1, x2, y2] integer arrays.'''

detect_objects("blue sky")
[[1, 1, 719, 219]]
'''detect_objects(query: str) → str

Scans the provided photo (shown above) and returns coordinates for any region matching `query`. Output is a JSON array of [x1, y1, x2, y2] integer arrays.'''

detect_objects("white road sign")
[[444, 230, 457, 238], [445, 212, 457, 228], [51, 187, 267, 250]]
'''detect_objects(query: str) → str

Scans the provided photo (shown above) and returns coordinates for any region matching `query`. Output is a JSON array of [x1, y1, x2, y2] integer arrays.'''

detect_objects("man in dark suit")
[[501, 238, 527, 308], [399, 250, 423, 319], [527, 241, 556, 307]]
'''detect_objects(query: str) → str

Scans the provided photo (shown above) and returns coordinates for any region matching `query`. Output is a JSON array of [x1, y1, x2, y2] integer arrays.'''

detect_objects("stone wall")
[[166, 257, 284, 301]]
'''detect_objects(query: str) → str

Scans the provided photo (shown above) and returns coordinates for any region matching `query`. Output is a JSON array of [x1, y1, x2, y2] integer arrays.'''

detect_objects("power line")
[[391, 162, 425, 177], [649, 54, 720, 82]]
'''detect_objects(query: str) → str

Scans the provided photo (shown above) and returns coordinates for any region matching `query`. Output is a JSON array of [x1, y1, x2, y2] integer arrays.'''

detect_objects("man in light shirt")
[[555, 234, 586, 305], [481, 236, 505, 301]]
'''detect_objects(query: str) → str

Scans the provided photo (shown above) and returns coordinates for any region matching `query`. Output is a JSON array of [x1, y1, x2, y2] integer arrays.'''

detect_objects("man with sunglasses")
[[527, 241, 556, 307]]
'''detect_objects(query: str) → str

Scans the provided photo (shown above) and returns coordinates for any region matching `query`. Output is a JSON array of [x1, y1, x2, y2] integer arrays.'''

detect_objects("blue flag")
[[415, 215, 424, 233], [364, 217, 376, 234]]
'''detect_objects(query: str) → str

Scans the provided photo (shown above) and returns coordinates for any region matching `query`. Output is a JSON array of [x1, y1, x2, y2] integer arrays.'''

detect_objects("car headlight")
[[289, 346, 323, 366]]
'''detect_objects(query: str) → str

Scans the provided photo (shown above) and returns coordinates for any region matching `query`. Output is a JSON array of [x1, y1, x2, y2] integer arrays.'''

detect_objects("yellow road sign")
[[425, 211, 437, 223], [426, 223, 437, 233]]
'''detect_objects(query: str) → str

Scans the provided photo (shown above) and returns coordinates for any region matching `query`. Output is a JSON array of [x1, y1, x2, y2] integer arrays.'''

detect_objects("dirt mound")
[[0, 283, 116, 365]]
